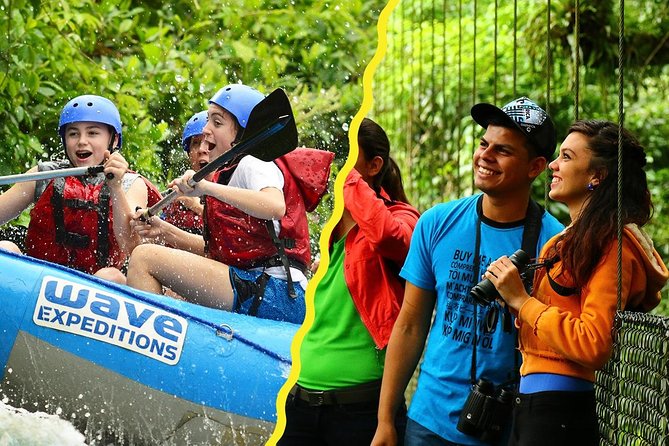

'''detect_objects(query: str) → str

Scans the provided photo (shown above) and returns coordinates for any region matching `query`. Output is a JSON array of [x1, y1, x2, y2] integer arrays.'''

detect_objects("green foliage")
[[373, 0, 669, 313], [0, 0, 382, 175], [2, 0, 668, 308], [0, 0, 382, 245]]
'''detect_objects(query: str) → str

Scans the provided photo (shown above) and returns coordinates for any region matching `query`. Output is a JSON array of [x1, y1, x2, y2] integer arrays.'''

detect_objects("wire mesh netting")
[[596, 311, 669, 446]]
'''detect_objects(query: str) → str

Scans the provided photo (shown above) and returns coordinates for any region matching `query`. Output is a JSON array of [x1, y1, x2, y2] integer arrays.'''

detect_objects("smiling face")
[[473, 124, 545, 198], [201, 104, 240, 160], [64, 122, 116, 167], [548, 131, 599, 218]]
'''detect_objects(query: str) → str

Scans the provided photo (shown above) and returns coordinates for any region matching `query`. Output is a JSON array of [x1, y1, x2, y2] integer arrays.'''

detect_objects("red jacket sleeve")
[[343, 169, 420, 264]]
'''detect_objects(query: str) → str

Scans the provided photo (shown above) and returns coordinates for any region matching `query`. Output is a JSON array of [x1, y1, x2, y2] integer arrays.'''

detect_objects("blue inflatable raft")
[[0, 249, 298, 445]]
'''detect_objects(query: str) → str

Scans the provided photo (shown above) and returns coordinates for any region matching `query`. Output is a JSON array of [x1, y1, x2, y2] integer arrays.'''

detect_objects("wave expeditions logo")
[[33, 276, 188, 365]]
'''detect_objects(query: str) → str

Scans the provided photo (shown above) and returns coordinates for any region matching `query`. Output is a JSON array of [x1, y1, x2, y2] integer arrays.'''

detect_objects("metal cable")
[[457, 0, 463, 196], [471, 0, 477, 194], [617, 0, 625, 315], [574, 0, 580, 120], [430, 0, 437, 194], [494, 0, 498, 102], [443, 0, 449, 200], [513, 0, 517, 96], [611, 0, 625, 440], [546, 0, 551, 112], [401, 1, 411, 182], [391, 10, 397, 141], [409, 0, 415, 176], [544, 0, 552, 204], [418, 0, 423, 134]]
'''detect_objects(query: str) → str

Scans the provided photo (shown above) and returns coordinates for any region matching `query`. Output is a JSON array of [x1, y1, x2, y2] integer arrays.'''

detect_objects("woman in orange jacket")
[[279, 118, 420, 446], [485, 120, 668, 446]]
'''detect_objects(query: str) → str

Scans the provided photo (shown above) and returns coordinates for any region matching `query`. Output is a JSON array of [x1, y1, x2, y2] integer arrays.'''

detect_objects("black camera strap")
[[470, 205, 483, 386], [520, 199, 544, 287], [469, 196, 544, 386]]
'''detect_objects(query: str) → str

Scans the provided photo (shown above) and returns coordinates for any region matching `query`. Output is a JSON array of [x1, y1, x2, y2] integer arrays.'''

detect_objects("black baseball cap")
[[471, 96, 557, 159]]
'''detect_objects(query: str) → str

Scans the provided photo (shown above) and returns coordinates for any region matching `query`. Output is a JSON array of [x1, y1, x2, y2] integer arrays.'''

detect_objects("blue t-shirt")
[[402, 194, 564, 445]]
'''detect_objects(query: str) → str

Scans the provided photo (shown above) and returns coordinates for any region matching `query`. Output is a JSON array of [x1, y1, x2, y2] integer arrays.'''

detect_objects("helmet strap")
[[107, 129, 118, 153], [231, 115, 243, 145]]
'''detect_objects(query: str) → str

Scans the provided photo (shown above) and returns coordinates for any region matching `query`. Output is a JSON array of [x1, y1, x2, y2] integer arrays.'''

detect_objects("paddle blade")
[[239, 88, 298, 161]]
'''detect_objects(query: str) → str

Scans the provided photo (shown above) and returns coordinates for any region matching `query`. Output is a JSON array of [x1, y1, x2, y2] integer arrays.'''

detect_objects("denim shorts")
[[229, 266, 305, 324], [405, 418, 464, 446]]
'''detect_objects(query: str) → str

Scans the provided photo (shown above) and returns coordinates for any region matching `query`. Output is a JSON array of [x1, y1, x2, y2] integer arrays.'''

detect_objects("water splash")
[[0, 401, 88, 446]]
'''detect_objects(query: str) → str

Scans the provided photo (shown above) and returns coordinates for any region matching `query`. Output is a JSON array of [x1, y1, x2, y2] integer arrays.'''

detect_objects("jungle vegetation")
[[1, 0, 667, 311]]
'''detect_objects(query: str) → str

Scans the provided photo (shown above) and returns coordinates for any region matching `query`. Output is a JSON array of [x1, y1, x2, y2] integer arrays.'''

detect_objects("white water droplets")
[[0, 402, 87, 446]]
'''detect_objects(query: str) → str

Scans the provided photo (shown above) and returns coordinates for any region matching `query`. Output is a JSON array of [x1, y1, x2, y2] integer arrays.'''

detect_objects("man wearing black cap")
[[372, 98, 565, 446]]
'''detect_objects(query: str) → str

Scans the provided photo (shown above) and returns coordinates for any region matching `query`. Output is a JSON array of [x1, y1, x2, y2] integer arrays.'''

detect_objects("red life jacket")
[[204, 148, 334, 272], [144, 177, 163, 207], [25, 173, 162, 274], [162, 201, 203, 235]]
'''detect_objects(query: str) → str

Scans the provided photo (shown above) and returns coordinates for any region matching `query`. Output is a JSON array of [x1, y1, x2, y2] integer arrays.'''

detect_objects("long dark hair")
[[358, 118, 410, 204], [554, 120, 652, 287]]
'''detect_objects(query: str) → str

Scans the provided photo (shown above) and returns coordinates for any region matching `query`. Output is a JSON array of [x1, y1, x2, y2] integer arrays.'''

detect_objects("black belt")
[[289, 381, 381, 406]]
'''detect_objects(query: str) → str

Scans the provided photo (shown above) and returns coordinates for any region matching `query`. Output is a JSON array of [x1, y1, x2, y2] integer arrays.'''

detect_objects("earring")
[[587, 183, 596, 191]]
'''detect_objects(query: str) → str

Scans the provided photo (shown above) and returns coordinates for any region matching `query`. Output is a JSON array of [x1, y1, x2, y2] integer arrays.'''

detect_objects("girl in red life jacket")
[[139, 111, 209, 245], [0, 95, 156, 284], [127, 84, 311, 325]]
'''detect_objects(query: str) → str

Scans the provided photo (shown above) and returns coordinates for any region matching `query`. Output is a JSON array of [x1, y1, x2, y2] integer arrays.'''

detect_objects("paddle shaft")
[[142, 115, 292, 219], [0, 165, 105, 186]]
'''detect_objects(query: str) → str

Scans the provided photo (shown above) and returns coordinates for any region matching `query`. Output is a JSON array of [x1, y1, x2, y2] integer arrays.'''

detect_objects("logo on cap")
[[502, 97, 547, 134]]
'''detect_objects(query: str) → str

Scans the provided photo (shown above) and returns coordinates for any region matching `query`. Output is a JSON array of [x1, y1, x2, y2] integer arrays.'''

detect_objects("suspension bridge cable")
[[439, 0, 448, 200], [611, 0, 625, 441], [544, 0, 552, 203], [471, 0, 477, 194], [457, 0, 463, 196], [494, 0, 498, 102], [574, 0, 580, 120], [513, 0, 517, 97]]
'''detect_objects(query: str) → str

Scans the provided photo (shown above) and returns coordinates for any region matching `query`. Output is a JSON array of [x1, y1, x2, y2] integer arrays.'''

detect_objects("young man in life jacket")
[[0, 95, 161, 284], [127, 84, 333, 324]]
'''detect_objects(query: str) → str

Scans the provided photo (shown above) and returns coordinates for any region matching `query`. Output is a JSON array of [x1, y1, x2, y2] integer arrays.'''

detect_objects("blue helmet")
[[182, 110, 208, 152], [209, 84, 264, 129], [58, 95, 123, 149]]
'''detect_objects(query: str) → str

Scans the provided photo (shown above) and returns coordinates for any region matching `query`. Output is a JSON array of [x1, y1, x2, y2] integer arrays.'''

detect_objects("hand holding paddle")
[[102, 150, 130, 184], [130, 208, 170, 244], [0, 150, 129, 186]]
